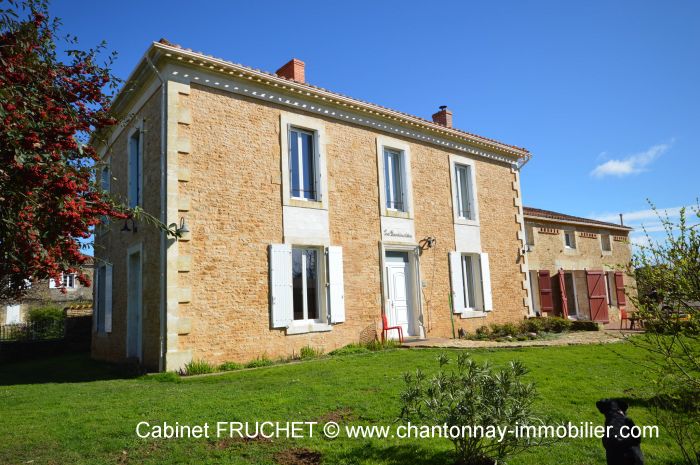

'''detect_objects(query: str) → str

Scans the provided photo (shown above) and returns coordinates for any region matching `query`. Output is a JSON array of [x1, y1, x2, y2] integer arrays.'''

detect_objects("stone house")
[[91, 39, 533, 372], [1, 259, 93, 325], [524, 207, 636, 325]]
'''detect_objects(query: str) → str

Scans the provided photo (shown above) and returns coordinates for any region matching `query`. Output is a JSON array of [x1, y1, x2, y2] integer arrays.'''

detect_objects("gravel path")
[[401, 330, 638, 349]]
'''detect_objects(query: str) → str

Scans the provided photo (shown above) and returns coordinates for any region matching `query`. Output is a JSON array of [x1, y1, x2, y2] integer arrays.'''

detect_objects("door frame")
[[563, 272, 579, 318], [126, 243, 144, 361], [379, 242, 423, 337]]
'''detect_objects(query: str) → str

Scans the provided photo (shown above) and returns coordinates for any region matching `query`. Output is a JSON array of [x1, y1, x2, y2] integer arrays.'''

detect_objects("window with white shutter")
[[95, 264, 113, 333], [270, 244, 293, 328], [449, 252, 464, 314], [480, 252, 493, 311], [450, 251, 492, 313], [327, 246, 345, 323]]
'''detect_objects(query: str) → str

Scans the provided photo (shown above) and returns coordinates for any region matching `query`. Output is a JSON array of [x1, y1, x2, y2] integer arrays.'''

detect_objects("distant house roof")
[[523, 207, 633, 231]]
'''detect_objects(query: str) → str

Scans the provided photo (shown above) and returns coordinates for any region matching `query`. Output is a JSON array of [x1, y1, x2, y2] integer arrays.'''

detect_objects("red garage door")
[[587, 270, 610, 322]]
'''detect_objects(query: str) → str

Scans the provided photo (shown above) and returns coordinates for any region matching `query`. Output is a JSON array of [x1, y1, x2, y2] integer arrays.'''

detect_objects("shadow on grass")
[[338, 443, 455, 465], [0, 352, 137, 386]]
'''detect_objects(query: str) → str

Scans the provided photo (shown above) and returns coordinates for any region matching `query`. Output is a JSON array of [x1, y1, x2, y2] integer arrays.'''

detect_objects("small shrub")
[[520, 318, 545, 334], [218, 361, 243, 372], [329, 344, 371, 356], [182, 360, 215, 376], [570, 320, 600, 332], [490, 322, 519, 337], [475, 325, 491, 337], [365, 339, 399, 351], [245, 357, 274, 368], [27, 305, 64, 325], [542, 317, 572, 333], [299, 346, 323, 360], [401, 353, 544, 465]]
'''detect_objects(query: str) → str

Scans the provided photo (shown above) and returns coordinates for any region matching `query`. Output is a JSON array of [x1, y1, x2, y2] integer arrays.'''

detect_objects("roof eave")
[[523, 214, 634, 232]]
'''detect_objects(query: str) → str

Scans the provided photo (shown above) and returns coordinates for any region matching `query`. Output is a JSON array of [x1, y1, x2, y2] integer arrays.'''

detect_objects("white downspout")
[[145, 54, 167, 372]]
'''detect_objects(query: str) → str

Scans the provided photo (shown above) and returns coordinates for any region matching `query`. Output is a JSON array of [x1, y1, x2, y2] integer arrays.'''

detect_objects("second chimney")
[[432, 105, 453, 128], [276, 58, 305, 83]]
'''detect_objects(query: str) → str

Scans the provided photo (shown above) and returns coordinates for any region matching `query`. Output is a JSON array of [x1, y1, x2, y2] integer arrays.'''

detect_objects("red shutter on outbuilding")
[[614, 271, 627, 307], [538, 270, 554, 313], [586, 270, 610, 322]]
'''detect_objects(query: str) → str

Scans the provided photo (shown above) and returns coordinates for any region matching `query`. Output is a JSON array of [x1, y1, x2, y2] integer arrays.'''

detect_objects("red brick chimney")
[[275, 58, 305, 83], [432, 105, 453, 128]]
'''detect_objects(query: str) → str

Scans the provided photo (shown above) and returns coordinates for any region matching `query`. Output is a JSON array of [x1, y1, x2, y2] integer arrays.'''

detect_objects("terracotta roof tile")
[[523, 207, 632, 231]]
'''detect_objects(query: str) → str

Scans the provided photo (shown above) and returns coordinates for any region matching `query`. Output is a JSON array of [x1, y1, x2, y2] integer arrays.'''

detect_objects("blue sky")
[[51, 0, 699, 246]]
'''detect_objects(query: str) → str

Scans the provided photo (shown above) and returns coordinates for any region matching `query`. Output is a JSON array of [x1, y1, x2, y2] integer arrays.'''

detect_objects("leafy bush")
[[218, 361, 243, 372], [401, 353, 544, 465], [475, 325, 491, 337], [570, 320, 600, 332], [490, 322, 519, 337], [541, 317, 572, 333], [519, 318, 545, 334], [245, 357, 274, 368], [299, 346, 323, 360], [27, 305, 64, 325], [182, 360, 215, 376]]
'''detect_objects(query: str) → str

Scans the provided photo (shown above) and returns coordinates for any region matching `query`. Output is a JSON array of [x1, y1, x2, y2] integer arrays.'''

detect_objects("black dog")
[[596, 399, 644, 465]]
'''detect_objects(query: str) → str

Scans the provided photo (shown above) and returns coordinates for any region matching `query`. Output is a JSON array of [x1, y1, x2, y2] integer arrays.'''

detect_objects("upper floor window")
[[564, 230, 576, 249], [601, 233, 612, 252], [384, 148, 406, 212], [50, 273, 76, 289], [128, 130, 142, 208], [289, 127, 318, 201], [455, 164, 474, 220], [101, 165, 110, 193]]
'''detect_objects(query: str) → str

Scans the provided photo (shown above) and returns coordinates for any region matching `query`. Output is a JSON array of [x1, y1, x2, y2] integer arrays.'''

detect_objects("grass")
[[0, 341, 687, 464]]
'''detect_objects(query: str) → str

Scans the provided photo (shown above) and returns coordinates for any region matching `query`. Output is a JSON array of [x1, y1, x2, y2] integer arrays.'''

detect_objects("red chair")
[[620, 308, 639, 330], [381, 314, 404, 343]]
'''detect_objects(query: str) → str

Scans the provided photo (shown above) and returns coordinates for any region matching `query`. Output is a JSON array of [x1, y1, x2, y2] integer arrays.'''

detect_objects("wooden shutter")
[[104, 264, 113, 333], [586, 270, 610, 322], [614, 271, 626, 307], [270, 244, 293, 328], [327, 246, 345, 323], [480, 253, 493, 311], [538, 270, 554, 313], [558, 270, 569, 319], [449, 252, 464, 313]]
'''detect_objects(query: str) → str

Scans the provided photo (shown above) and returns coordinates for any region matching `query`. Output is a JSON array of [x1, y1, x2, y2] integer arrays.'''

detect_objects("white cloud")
[[593, 206, 689, 225], [590, 141, 672, 178]]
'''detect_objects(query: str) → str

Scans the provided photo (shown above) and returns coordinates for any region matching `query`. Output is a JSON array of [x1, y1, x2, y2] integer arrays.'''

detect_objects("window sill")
[[454, 217, 480, 227], [460, 310, 487, 319], [383, 209, 411, 219], [288, 198, 325, 210], [285, 322, 332, 335]]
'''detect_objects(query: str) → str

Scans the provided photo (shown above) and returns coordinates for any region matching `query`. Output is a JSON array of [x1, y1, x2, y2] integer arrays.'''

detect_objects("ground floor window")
[[292, 247, 320, 321], [449, 251, 493, 314], [461, 254, 479, 309]]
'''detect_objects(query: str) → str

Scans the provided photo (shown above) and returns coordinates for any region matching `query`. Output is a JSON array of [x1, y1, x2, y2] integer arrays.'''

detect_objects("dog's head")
[[596, 398, 629, 416]]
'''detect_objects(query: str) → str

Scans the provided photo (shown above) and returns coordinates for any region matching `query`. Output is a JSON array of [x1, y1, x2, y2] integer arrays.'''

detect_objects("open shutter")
[[270, 244, 293, 328], [538, 270, 554, 313], [104, 264, 113, 333], [558, 269, 569, 319], [586, 270, 610, 322], [327, 246, 345, 323], [449, 252, 464, 313], [480, 253, 493, 311], [614, 271, 626, 308]]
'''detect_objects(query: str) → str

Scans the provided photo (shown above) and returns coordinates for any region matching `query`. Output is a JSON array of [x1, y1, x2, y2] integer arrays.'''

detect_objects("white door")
[[127, 249, 143, 360], [386, 258, 411, 338], [5, 304, 21, 325]]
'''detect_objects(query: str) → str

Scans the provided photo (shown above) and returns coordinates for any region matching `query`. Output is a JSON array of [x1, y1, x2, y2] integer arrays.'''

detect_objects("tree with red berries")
[[0, 1, 157, 300]]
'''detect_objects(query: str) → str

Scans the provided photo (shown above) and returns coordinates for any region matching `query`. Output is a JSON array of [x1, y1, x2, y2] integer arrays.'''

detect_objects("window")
[[128, 130, 142, 208], [95, 264, 113, 333], [270, 244, 345, 330], [49, 273, 76, 289], [601, 233, 612, 252], [525, 224, 535, 246], [460, 254, 479, 309], [604, 272, 612, 305], [289, 128, 317, 201], [564, 231, 576, 249], [101, 165, 110, 192], [292, 247, 320, 321], [449, 251, 493, 314], [384, 148, 405, 211], [455, 164, 474, 220]]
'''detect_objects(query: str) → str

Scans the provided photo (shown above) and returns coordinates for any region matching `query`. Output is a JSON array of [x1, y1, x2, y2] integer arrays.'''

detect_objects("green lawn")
[[0, 341, 683, 464]]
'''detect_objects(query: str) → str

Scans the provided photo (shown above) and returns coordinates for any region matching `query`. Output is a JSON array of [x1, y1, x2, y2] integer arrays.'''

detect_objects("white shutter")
[[104, 264, 113, 333], [480, 252, 493, 311], [270, 244, 293, 328], [327, 246, 345, 323], [449, 252, 464, 313]]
